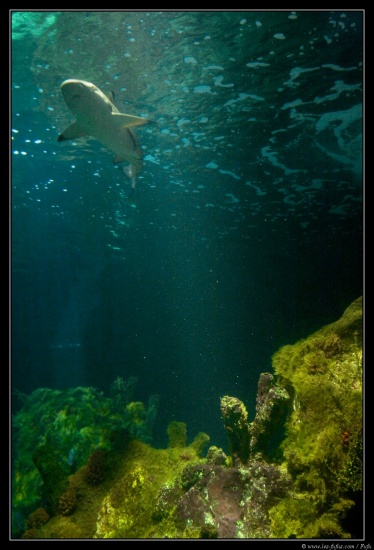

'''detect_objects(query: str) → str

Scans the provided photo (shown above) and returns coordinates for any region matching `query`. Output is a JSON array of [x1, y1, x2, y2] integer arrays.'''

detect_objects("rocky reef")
[[12, 297, 363, 539]]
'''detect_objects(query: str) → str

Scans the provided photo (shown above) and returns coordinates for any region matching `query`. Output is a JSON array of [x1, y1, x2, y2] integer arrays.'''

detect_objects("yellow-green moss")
[[167, 421, 187, 448], [269, 496, 354, 539], [125, 401, 146, 424], [35, 435, 209, 539], [269, 297, 363, 537]]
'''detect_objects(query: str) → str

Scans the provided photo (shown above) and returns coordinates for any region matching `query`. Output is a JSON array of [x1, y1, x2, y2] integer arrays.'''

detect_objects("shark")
[[57, 79, 152, 191]]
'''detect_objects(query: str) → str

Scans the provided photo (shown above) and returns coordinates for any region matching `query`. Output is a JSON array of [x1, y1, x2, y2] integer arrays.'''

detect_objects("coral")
[[242, 461, 292, 537], [124, 401, 146, 424], [152, 484, 181, 522], [206, 446, 227, 466], [85, 449, 107, 485], [21, 528, 39, 539], [122, 397, 161, 442], [167, 421, 187, 448], [177, 465, 245, 538], [144, 395, 161, 440], [220, 396, 250, 464], [200, 525, 218, 538], [219, 381, 289, 464], [26, 507, 49, 529], [108, 427, 133, 451], [188, 432, 210, 455], [32, 444, 69, 514], [58, 487, 77, 516], [249, 373, 289, 460], [340, 427, 363, 493], [180, 463, 206, 492], [111, 375, 137, 411]]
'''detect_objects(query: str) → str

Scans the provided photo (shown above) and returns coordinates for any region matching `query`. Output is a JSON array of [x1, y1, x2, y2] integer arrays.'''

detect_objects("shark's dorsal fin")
[[57, 120, 88, 141]]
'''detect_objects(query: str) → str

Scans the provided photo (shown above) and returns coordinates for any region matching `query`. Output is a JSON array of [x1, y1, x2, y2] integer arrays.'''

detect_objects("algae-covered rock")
[[220, 396, 250, 464], [13, 298, 363, 539], [11, 380, 160, 536], [249, 372, 289, 460], [189, 432, 210, 455], [220, 375, 289, 464], [32, 444, 70, 514], [167, 421, 187, 448], [176, 459, 292, 539], [270, 296, 363, 538], [214, 298, 362, 539], [33, 433, 211, 539]]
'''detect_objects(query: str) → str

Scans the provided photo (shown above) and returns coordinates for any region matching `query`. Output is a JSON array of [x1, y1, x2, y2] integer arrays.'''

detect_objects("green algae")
[[273, 298, 362, 489], [220, 395, 250, 464], [12, 380, 160, 530], [35, 436, 209, 539], [167, 421, 187, 448], [269, 297, 363, 538], [32, 444, 70, 515]]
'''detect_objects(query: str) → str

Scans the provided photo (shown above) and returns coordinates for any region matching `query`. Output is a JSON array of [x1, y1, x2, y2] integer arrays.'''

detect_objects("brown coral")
[[27, 507, 50, 529], [21, 528, 39, 539], [85, 449, 107, 485], [59, 487, 77, 516]]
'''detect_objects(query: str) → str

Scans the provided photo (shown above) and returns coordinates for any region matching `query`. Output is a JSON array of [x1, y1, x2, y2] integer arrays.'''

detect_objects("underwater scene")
[[10, 10, 364, 540]]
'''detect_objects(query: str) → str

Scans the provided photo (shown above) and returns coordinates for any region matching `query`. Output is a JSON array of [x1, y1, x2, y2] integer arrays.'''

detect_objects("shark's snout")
[[61, 79, 86, 89], [60, 80, 88, 105]]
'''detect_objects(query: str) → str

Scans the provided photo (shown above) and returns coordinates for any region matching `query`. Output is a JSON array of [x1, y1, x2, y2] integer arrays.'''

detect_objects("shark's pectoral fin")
[[57, 121, 88, 142], [111, 112, 154, 129]]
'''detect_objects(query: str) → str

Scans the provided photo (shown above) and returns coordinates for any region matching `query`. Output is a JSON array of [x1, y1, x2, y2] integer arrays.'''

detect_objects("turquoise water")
[[11, 10, 363, 450]]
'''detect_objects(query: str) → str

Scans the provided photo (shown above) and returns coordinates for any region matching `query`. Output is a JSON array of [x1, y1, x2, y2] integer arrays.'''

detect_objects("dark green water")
[[11, 10, 363, 448]]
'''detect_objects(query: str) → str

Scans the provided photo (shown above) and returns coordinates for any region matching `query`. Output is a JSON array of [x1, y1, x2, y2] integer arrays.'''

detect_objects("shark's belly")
[[86, 119, 142, 172]]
